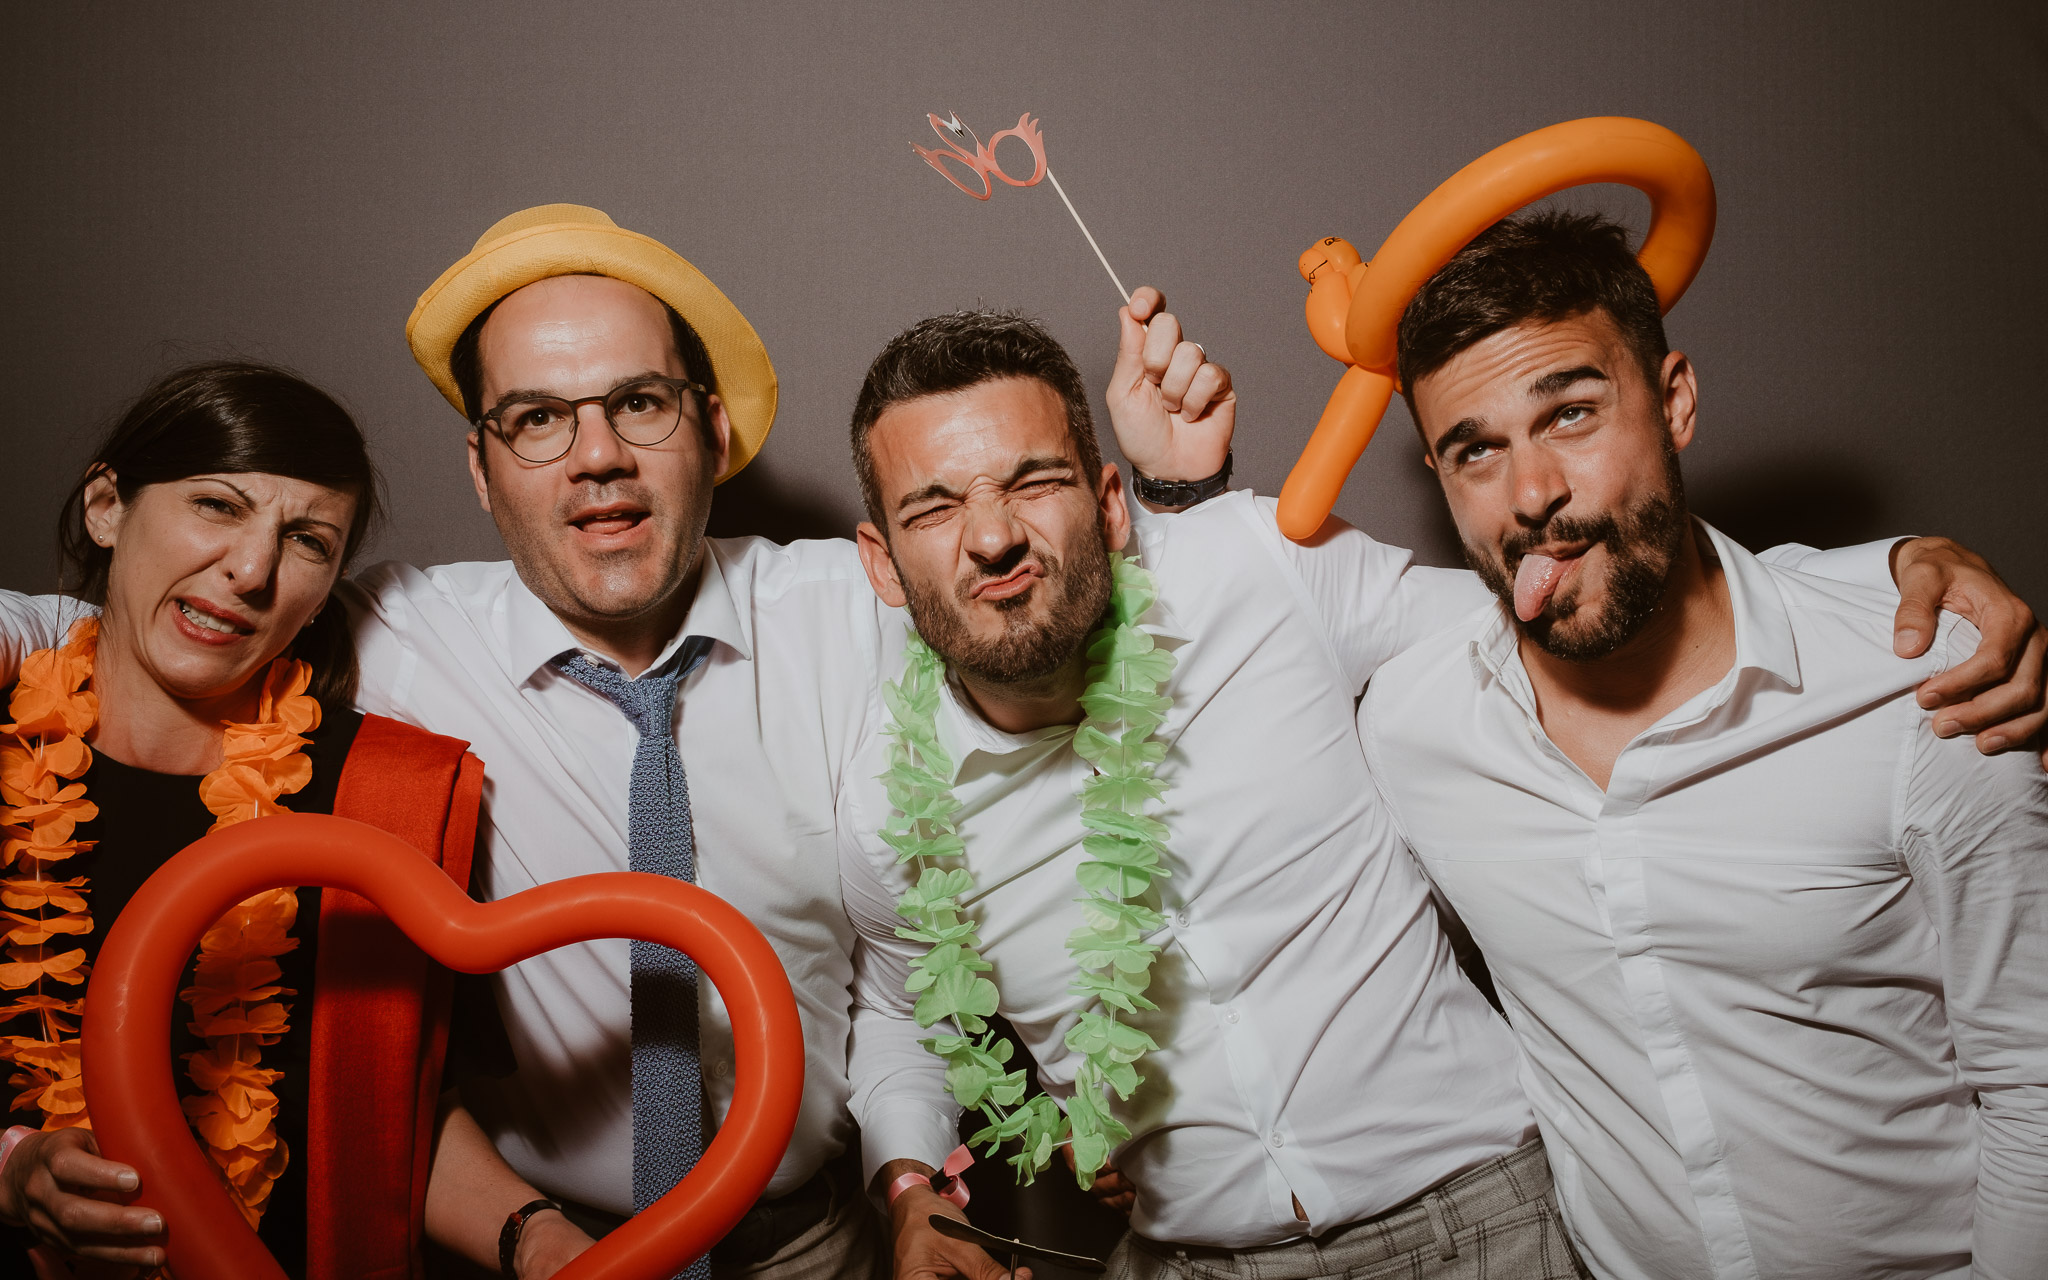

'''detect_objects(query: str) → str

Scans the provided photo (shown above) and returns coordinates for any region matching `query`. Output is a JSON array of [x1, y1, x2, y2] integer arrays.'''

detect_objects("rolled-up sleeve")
[[1900, 625, 2048, 1279], [840, 835, 962, 1186]]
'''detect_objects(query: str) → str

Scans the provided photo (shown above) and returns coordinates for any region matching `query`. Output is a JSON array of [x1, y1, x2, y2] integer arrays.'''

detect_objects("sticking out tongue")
[[1513, 554, 1566, 622]]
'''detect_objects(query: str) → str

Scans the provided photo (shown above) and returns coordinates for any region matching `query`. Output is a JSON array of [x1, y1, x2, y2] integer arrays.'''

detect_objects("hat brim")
[[406, 221, 776, 483]]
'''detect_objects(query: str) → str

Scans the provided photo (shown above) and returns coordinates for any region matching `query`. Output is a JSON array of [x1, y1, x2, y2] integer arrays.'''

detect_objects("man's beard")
[[897, 526, 1115, 686], [1465, 458, 1690, 662]]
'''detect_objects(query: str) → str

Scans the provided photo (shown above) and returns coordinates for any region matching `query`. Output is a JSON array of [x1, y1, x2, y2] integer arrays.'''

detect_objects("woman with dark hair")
[[0, 363, 587, 1279]]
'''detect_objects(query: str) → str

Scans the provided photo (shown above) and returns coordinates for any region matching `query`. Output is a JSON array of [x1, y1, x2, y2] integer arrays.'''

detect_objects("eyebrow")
[[1526, 365, 1608, 399], [486, 370, 673, 416], [1429, 366, 1613, 460], [894, 455, 1077, 516]]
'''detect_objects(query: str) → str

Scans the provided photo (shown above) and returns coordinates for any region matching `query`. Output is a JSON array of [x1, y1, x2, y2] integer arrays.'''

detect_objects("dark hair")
[[849, 310, 1101, 528], [449, 277, 720, 449], [55, 361, 382, 708], [1397, 210, 1670, 429]]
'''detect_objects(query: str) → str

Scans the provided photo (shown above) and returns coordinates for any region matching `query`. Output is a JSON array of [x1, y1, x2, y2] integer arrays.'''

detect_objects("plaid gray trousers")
[[1107, 1140, 1587, 1280]]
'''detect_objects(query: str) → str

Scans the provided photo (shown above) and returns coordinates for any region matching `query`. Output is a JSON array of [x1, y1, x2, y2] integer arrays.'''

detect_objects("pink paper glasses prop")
[[911, 111, 1131, 303]]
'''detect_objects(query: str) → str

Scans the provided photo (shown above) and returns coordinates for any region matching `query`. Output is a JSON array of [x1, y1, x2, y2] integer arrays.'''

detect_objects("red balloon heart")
[[80, 812, 805, 1280]]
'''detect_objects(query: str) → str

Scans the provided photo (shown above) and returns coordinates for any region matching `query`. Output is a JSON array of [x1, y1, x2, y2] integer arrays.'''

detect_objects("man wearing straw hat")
[[344, 203, 904, 1279]]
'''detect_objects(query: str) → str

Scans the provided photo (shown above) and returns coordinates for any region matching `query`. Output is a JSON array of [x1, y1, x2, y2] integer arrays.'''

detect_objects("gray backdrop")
[[3, 2, 2042, 1262], [4, 2, 2043, 608]]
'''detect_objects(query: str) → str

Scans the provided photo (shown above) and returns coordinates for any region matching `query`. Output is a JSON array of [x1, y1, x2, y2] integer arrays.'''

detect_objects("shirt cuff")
[[857, 1097, 963, 1189]]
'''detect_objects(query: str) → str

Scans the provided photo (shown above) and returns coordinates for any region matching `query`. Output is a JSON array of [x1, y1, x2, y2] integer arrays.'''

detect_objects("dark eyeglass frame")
[[475, 375, 710, 464]]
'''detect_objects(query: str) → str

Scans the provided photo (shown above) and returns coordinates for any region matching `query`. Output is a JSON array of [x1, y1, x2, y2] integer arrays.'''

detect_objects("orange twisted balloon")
[[81, 813, 805, 1280], [1276, 116, 1717, 541]]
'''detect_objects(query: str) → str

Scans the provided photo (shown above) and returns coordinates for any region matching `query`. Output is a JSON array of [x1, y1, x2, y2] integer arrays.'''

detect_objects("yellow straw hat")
[[406, 203, 776, 482]]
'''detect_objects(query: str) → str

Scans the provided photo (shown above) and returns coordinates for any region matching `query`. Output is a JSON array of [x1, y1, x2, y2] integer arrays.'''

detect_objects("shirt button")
[[1269, 1131, 1285, 1148], [1175, 910, 1191, 927], [1224, 1008, 1239, 1024]]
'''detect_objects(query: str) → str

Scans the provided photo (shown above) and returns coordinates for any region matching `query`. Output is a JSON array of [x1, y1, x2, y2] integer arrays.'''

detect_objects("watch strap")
[[1132, 452, 1232, 507], [499, 1197, 562, 1279]]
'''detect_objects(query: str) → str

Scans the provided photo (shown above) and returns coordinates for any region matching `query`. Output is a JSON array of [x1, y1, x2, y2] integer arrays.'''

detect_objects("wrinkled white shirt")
[[845, 492, 1541, 1247], [1360, 523, 2048, 1280]]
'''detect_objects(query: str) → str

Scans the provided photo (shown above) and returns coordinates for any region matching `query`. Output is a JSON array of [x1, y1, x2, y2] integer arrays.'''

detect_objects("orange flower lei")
[[0, 617, 321, 1231]]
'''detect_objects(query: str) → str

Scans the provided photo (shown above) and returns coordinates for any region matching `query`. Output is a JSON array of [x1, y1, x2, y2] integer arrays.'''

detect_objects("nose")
[[1508, 441, 1570, 529], [564, 400, 636, 482], [221, 523, 280, 595], [960, 495, 1030, 567]]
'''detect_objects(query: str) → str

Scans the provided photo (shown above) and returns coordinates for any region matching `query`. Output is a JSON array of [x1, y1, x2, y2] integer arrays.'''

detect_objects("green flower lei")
[[879, 553, 1176, 1189]]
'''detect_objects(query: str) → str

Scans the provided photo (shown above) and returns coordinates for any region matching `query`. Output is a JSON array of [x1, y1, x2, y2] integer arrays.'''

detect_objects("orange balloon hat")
[[81, 813, 805, 1280], [1276, 116, 1717, 541]]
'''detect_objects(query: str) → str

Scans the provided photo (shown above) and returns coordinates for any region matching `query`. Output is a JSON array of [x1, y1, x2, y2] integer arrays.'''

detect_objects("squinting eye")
[[289, 532, 332, 557], [1557, 406, 1590, 426]]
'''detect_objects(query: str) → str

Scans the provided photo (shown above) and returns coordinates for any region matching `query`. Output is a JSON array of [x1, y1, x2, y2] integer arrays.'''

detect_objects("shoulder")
[[1755, 553, 1957, 687], [1360, 603, 1499, 738], [706, 534, 867, 598], [345, 558, 517, 608]]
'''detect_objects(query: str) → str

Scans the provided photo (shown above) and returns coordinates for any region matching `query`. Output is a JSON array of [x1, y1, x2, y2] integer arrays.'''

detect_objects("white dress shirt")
[[843, 492, 1543, 1248], [1359, 523, 2048, 1280], [330, 540, 898, 1213]]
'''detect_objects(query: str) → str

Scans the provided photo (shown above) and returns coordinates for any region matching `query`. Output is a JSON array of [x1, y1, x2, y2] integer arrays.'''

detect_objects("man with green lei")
[[835, 296, 2048, 1280]]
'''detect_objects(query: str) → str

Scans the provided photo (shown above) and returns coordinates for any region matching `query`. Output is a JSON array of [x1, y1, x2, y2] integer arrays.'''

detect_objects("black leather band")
[[500, 1197, 563, 1279], [1132, 451, 1232, 508]]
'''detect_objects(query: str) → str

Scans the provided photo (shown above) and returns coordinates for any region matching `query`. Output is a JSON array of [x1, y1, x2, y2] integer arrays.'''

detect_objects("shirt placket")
[[1595, 735, 1761, 1280]]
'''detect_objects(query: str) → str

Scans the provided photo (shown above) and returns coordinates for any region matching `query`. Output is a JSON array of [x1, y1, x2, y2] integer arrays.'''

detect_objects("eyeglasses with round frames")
[[476, 376, 709, 464]]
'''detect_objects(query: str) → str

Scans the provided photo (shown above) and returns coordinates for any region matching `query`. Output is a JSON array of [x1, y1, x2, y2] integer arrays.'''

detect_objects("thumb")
[[1112, 307, 1146, 388], [1893, 590, 1940, 658]]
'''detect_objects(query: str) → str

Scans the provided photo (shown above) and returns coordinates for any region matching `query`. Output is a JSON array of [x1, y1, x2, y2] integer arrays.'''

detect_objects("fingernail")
[[1918, 689, 1940, 708], [1896, 629, 1920, 652], [1935, 719, 1958, 737], [142, 1213, 163, 1234], [116, 1170, 139, 1191], [1982, 735, 2008, 753]]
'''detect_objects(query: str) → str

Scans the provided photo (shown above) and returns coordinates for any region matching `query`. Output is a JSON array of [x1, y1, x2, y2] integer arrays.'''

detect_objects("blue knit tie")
[[555, 638, 715, 1279]]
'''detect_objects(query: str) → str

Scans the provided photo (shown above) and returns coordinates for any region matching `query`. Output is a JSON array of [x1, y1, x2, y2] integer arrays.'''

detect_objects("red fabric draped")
[[305, 714, 482, 1280]]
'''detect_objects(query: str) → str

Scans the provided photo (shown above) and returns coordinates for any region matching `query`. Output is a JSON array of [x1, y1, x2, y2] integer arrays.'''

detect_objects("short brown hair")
[[850, 310, 1101, 528], [1397, 211, 1669, 426]]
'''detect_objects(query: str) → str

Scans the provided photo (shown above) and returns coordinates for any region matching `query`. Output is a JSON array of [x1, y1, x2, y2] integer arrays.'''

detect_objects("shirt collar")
[[504, 545, 753, 684], [1467, 517, 1802, 692]]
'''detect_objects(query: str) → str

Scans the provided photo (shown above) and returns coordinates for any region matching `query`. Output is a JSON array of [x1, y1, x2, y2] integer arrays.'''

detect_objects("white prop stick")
[[1044, 167, 1131, 304]]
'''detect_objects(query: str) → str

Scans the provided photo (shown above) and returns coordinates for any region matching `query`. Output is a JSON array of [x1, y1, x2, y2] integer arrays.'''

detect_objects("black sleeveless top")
[[1, 704, 362, 1279]]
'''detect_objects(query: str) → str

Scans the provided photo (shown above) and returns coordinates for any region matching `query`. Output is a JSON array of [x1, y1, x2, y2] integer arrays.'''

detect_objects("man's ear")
[[856, 521, 908, 608], [703, 394, 733, 479], [82, 467, 125, 546], [1661, 351, 1699, 454], [467, 432, 493, 514], [1098, 463, 1134, 553]]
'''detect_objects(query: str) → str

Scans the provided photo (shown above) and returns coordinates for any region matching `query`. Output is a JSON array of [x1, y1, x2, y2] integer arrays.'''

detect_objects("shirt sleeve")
[[1898, 624, 2048, 1280], [842, 835, 963, 1186], [1755, 538, 1904, 594], [0, 592, 91, 686], [1251, 502, 1492, 693], [331, 566, 419, 719]]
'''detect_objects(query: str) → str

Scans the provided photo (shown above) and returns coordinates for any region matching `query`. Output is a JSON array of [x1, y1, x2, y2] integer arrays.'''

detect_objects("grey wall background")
[[4, 2, 2043, 606]]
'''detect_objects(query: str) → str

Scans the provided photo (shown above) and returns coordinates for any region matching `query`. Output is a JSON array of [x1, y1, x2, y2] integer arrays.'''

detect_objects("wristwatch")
[[499, 1197, 563, 1279], [1131, 452, 1232, 508]]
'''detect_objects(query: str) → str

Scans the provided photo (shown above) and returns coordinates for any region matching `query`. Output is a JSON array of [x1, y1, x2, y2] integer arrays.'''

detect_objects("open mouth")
[[1511, 545, 1592, 622], [569, 505, 650, 538], [174, 598, 254, 641]]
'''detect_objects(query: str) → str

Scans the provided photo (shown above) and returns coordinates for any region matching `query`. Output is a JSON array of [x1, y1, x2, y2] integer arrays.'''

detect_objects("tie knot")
[[553, 637, 712, 739]]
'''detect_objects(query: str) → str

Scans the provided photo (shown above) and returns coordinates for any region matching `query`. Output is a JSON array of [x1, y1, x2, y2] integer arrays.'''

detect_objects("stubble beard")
[[898, 524, 1115, 686], [1465, 452, 1691, 662]]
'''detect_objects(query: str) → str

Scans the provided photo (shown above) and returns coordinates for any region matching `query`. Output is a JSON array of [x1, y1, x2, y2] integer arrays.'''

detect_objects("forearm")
[[425, 1094, 586, 1275]]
